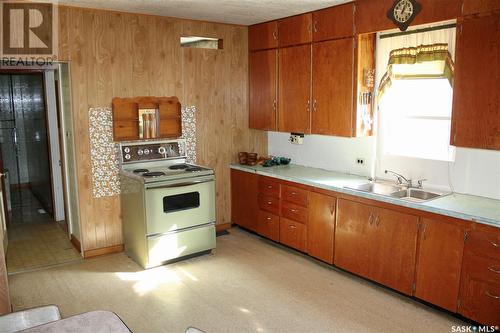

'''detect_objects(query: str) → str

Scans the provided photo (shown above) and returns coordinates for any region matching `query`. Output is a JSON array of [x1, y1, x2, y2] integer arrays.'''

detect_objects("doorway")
[[0, 71, 81, 273]]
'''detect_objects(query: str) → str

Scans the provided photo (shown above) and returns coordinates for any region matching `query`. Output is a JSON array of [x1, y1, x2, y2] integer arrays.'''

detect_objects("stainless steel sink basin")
[[346, 182, 448, 202], [389, 188, 442, 201], [346, 182, 403, 195]]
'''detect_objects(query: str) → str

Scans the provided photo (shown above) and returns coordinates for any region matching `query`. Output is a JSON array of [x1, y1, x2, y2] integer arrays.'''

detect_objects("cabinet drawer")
[[282, 185, 308, 207], [258, 177, 281, 198], [460, 278, 500, 327], [280, 217, 307, 252], [463, 254, 500, 284], [281, 201, 308, 224], [258, 194, 280, 215], [257, 210, 280, 242], [466, 229, 500, 261]]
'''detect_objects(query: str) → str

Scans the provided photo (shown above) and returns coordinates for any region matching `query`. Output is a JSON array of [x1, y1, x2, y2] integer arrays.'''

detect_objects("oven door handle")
[[146, 179, 214, 190]]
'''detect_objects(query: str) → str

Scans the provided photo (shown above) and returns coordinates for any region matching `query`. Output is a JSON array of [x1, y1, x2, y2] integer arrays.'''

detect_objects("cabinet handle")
[[313, 99, 317, 112], [491, 241, 499, 248], [289, 224, 296, 229], [290, 192, 297, 195], [485, 291, 500, 300], [375, 214, 380, 227], [313, 21, 318, 33], [267, 185, 273, 189], [273, 31, 278, 40], [290, 209, 298, 213], [266, 217, 272, 221], [267, 201, 272, 205], [368, 212, 374, 225], [330, 204, 335, 215], [272, 99, 277, 111], [306, 100, 311, 112], [488, 267, 500, 274]]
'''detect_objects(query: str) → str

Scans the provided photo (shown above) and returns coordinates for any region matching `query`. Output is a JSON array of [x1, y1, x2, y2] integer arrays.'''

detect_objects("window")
[[376, 26, 456, 162]]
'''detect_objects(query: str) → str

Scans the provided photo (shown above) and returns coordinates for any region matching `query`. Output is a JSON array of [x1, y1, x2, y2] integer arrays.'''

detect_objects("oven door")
[[144, 175, 215, 236]]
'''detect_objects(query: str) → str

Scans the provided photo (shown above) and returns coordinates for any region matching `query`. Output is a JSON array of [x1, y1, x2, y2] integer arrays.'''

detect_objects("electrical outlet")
[[289, 133, 304, 145], [356, 158, 365, 165]]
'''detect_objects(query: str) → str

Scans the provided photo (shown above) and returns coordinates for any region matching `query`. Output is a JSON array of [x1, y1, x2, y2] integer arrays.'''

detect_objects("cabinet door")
[[231, 170, 259, 232], [335, 199, 375, 279], [312, 38, 355, 136], [369, 207, 419, 295], [451, 13, 500, 150], [280, 217, 307, 252], [415, 218, 465, 311], [249, 21, 278, 51], [278, 44, 312, 133], [249, 49, 278, 130], [307, 192, 336, 264], [278, 13, 312, 47], [313, 3, 354, 42], [462, 0, 500, 16]]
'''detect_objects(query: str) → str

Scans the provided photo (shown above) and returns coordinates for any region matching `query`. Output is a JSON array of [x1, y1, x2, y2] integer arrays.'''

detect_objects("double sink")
[[346, 182, 448, 202]]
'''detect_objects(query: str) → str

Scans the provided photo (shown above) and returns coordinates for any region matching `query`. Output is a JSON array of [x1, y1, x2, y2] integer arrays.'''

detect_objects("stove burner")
[[168, 164, 189, 170], [133, 168, 149, 174], [142, 171, 166, 177], [185, 166, 203, 172]]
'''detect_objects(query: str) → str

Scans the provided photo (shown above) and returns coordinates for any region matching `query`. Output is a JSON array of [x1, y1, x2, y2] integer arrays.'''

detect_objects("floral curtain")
[[378, 43, 455, 99]]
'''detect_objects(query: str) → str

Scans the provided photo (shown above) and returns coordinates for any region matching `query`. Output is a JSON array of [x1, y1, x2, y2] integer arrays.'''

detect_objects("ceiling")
[[49, 0, 350, 25]]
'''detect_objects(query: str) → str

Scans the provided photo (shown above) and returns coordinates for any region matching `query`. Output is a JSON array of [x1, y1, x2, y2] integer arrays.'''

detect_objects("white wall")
[[268, 132, 375, 177]]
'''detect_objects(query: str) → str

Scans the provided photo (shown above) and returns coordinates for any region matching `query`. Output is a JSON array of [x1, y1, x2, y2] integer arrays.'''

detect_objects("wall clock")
[[387, 0, 422, 31]]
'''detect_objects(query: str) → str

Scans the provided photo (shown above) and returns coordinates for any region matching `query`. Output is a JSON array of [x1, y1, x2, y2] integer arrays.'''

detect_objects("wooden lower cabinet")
[[230, 170, 258, 232], [335, 199, 419, 295], [307, 191, 336, 264], [415, 218, 465, 311], [459, 225, 500, 326], [257, 210, 280, 242], [280, 218, 307, 252]]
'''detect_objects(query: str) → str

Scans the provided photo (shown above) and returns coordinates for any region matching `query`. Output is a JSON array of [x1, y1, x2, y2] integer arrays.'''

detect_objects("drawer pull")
[[290, 209, 298, 213], [491, 241, 500, 248], [290, 192, 297, 195], [267, 201, 272, 205], [267, 185, 273, 189], [266, 217, 272, 221], [488, 266, 500, 274], [485, 291, 500, 300], [289, 225, 296, 229]]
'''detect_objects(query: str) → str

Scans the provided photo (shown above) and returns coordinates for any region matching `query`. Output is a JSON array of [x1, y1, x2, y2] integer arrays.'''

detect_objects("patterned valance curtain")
[[378, 43, 455, 99]]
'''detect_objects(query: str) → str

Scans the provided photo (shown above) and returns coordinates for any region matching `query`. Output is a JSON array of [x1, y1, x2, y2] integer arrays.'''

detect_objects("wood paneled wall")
[[58, 6, 267, 252]]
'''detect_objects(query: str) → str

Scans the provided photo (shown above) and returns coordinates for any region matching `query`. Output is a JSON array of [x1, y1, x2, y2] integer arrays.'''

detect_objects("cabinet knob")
[[267, 201, 272, 205], [266, 217, 272, 221]]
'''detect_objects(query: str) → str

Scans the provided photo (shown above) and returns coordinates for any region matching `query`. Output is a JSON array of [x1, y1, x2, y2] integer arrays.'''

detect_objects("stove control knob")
[[124, 147, 130, 153], [158, 147, 166, 155], [137, 149, 144, 156], [144, 149, 150, 155], [124, 154, 131, 160]]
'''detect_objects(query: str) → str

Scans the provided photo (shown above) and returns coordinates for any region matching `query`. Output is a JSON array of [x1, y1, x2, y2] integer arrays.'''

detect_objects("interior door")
[[0, 154, 11, 314]]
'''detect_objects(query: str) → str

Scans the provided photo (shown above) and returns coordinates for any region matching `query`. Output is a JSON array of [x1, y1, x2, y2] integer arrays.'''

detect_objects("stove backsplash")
[[88, 105, 198, 199]]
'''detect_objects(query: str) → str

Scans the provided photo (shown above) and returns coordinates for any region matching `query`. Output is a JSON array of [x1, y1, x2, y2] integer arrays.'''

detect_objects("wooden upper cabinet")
[[312, 38, 355, 136], [231, 169, 259, 232], [307, 191, 336, 264], [249, 49, 278, 130], [451, 13, 500, 150], [355, 0, 462, 34], [335, 199, 419, 295], [278, 13, 312, 47], [249, 21, 278, 51], [313, 2, 354, 42], [462, 0, 500, 16], [278, 44, 312, 133], [113, 100, 139, 141], [415, 218, 465, 312]]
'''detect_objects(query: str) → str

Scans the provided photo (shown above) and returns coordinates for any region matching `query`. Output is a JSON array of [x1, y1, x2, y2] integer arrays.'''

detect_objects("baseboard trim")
[[70, 234, 81, 253], [84, 244, 124, 259], [216, 223, 232, 232]]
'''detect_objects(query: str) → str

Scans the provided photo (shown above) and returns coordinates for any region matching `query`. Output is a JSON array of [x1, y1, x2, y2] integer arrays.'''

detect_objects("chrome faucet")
[[385, 170, 412, 187]]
